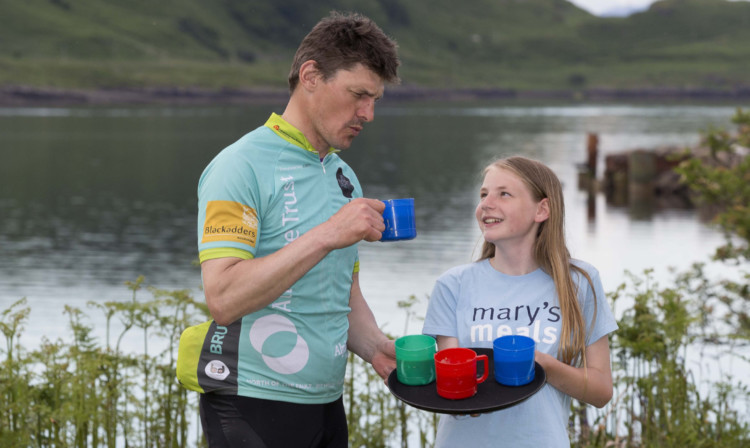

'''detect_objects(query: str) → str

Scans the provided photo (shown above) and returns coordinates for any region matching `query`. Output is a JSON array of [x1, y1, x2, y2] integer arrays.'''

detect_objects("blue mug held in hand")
[[380, 198, 416, 241]]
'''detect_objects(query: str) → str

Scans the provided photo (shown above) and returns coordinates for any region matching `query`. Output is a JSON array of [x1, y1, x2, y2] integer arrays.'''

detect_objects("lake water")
[[0, 100, 744, 351]]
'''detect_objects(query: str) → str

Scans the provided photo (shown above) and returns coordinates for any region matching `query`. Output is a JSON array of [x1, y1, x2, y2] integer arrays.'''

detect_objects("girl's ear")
[[535, 198, 550, 223], [298, 60, 321, 91]]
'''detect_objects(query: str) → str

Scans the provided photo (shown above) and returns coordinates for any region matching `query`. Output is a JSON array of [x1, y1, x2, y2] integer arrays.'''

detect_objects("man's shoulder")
[[226, 125, 283, 154], [198, 126, 283, 188], [210, 125, 291, 167]]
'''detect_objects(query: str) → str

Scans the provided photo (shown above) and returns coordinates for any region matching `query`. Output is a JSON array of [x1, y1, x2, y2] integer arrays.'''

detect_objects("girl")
[[422, 156, 618, 447]]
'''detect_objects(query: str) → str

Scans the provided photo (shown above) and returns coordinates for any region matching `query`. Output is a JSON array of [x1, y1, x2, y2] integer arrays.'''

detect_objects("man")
[[196, 11, 400, 447]]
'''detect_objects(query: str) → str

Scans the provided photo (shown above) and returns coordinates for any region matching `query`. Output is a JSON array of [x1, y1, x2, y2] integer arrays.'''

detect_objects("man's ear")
[[535, 198, 550, 223], [298, 60, 320, 91]]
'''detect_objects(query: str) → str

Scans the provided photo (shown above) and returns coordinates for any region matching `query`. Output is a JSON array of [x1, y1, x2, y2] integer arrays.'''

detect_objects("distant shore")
[[2, 84, 750, 106]]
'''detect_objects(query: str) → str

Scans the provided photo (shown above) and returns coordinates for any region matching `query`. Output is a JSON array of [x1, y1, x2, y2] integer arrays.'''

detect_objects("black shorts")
[[199, 393, 348, 448]]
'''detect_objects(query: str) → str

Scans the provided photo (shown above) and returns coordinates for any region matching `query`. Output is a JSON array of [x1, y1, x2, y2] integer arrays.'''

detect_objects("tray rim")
[[387, 347, 546, 414]]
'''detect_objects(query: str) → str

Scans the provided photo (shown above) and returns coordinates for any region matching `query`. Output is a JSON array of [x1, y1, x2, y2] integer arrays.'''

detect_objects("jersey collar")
[[265, 113, 339, 157]]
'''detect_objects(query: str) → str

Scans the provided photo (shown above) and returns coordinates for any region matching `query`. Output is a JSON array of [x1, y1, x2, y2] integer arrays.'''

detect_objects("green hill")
[[1, 0, 749, 95]]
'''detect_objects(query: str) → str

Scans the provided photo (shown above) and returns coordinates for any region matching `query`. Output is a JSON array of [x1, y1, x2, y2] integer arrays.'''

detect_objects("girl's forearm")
[[535, 351, 613, 408]]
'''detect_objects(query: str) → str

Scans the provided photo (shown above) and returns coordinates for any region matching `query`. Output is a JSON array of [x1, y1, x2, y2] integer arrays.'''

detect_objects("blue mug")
[[493, 335, 536, 386], [380, 198, 416, 241]]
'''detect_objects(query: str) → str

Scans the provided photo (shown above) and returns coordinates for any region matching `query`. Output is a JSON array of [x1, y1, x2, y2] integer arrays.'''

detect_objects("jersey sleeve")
[[197, 143, 264, 263]]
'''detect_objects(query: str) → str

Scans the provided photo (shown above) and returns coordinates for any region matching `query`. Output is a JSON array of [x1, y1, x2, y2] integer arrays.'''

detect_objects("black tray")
[[387, 348, 546, 414]]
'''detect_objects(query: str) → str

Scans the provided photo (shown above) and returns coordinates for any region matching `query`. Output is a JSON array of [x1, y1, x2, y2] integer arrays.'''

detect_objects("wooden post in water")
[[577, 133, 599, 193], [586, 133, 598, 220], [586, 133, 598, 179]]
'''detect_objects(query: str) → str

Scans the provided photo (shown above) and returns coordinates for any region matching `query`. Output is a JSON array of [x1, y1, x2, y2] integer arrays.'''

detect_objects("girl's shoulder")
[[569, 258, 602, 283], [570, 258, 599, 275]]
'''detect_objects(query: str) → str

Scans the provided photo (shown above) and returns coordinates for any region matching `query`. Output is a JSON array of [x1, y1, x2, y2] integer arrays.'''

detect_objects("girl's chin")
[[481, 229, 497, 238]]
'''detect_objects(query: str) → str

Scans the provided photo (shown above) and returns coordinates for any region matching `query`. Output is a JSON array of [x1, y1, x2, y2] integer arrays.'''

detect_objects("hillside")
[[1, 0, 750, 101]]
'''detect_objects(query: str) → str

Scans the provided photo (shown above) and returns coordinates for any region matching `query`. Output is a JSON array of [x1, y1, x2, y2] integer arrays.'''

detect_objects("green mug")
[[395, 335, 437, 385]]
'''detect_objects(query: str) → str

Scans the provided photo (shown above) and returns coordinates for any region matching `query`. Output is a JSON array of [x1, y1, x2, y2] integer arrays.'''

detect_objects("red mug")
[[434, 347, 489, 400]]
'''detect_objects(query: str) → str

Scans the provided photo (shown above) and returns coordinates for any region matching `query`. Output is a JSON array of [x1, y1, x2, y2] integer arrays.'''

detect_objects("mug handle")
[[475, 354, 489, 384]]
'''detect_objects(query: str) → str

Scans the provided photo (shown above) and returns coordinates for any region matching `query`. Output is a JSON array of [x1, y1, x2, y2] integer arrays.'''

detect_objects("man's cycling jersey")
[[195, 113, 362, 404]]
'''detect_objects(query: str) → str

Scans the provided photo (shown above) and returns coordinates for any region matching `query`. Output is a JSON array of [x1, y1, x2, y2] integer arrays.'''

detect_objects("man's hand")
[[322, 198, 386, 249], [347, 273, 394, 382], [370, 338, 396, 380]]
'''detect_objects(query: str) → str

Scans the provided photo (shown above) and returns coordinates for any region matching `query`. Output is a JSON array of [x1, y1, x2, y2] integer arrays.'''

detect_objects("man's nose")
[[358, 98, 375, 122]]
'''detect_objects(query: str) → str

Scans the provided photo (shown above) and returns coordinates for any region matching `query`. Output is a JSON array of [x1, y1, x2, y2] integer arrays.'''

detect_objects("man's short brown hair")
[[288, 11, 400, 93]]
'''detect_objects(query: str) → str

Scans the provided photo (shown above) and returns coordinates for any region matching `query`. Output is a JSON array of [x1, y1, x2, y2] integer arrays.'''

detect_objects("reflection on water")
[[0, 101, 742, 346]]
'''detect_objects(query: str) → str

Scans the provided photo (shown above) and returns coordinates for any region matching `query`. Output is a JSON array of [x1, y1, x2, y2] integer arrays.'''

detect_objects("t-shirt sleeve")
[[579, 266, 618, 346], [422, 271, 460, 339], [197, 147, 263, 263]]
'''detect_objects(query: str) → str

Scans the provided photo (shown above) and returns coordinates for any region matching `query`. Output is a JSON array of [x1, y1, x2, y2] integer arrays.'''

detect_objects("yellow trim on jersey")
[[201, 248, 356, 274], [199, 247, 254, 264], [264, 113, 339, 156]]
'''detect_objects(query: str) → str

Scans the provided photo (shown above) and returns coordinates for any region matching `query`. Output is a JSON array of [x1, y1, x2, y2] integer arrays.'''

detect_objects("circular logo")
[[248, 314, 309, 375], [205, 360, 230, 381]]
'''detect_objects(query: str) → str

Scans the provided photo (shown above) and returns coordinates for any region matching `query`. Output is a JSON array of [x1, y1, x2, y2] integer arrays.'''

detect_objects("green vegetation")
[[599, 265, 749, 446], [2, 0, 750, 92], [0, 278, 202, 448], [1, 269, 748, 446], [676, 109, 750, 263]]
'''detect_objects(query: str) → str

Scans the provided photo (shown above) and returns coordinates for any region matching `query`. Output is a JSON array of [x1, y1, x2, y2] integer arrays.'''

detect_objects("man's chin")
[[333, 140, 354, 150]]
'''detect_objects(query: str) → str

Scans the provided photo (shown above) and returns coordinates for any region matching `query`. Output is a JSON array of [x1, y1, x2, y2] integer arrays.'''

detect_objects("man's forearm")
[[202, 224, 334, 325]]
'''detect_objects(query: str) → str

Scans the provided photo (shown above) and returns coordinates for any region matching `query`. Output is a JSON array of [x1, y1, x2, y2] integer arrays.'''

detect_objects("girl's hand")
[[533, 336, 613, 408]]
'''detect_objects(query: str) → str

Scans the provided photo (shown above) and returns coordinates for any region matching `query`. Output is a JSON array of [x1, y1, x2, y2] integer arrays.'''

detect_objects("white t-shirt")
[[422, 258, 618, 447]]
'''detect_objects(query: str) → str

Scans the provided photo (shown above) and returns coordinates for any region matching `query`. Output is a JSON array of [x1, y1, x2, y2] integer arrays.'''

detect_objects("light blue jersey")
[[196, 113, 362, 404], [423, 259, 618, 447]]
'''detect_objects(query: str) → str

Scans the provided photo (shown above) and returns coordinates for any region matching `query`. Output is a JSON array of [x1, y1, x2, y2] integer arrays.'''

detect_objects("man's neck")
[[281, 99, 328, 158]]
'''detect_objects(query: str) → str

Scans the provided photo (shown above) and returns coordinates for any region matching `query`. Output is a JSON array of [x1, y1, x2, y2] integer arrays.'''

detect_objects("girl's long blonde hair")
[[478, 156, 595, 366]]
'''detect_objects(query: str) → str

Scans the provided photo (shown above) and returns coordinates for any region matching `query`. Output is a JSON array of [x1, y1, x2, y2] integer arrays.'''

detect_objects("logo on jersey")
[[202, 200, 258, 246], [248, 314, 309, 375], [336, 168, 354, 198], [205, 360, 231, 380]]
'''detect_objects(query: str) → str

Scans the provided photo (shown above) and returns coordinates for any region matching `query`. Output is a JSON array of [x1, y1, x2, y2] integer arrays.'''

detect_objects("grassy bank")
[[3, 0, 750, 98]]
